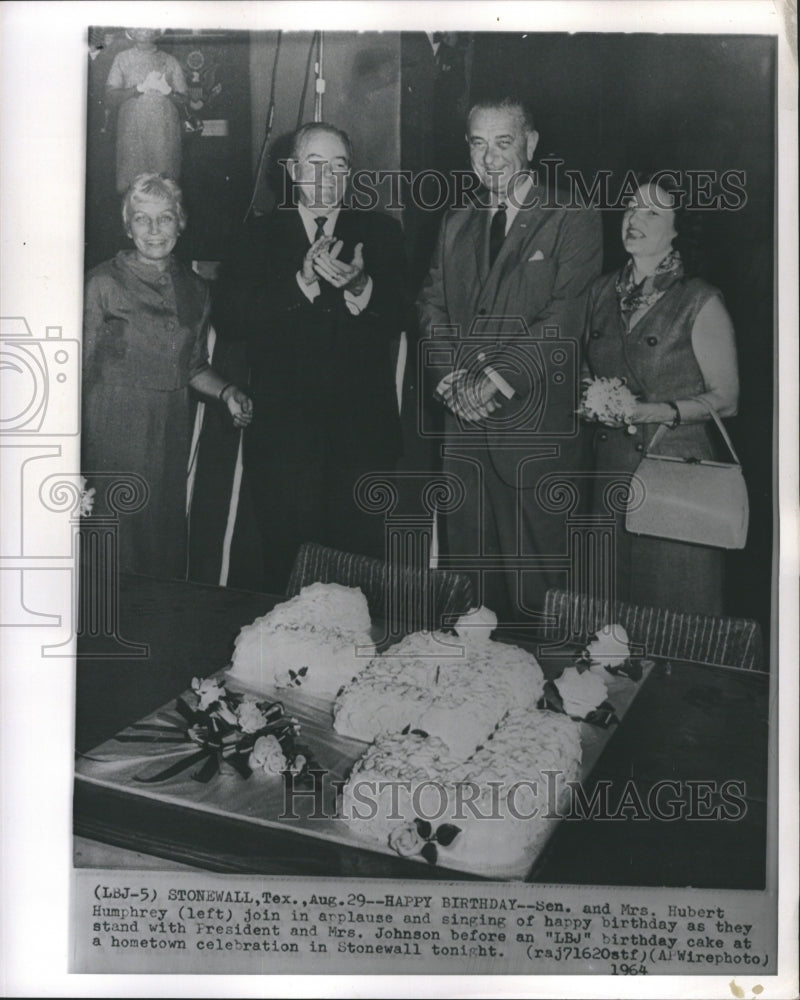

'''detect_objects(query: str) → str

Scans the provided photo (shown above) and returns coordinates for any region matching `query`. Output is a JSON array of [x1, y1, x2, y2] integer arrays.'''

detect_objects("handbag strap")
[[645, 397, 742, 466]]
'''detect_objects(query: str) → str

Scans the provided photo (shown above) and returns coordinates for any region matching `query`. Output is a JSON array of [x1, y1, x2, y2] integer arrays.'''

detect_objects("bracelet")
[[218, 382, 234, 402], [665, 401, 681, 428]]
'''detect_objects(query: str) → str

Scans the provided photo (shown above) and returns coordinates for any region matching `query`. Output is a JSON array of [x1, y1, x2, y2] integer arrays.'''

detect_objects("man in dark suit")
[[213, 122, 404, 593], [417, 98, 602, 625]]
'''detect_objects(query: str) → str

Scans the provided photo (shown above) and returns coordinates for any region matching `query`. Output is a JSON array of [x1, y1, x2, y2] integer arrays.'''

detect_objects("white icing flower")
[[585, 624, 630, 670], [455, 606, 498, 642], [191, 676, 225, 711], [237, 698, 269, 733], [388, 822, 427, 857], [248, 734, 287, 775], [554, 667, 608, 718]]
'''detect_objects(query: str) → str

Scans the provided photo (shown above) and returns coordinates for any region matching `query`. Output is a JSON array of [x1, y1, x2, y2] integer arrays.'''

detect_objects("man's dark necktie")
[[489, 203, 507, 268], [312, 215, 336, 307]]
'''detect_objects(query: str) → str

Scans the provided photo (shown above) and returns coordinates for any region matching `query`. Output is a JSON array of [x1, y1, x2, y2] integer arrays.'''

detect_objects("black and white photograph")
[[1, 2, 797, 996]]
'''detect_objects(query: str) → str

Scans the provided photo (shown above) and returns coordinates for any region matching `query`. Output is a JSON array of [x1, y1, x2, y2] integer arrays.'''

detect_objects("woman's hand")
[[222, 386, 254, 428]]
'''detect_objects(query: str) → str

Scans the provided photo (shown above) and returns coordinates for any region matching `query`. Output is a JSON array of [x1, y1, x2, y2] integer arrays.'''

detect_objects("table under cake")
[[74, 574, 771, 887]]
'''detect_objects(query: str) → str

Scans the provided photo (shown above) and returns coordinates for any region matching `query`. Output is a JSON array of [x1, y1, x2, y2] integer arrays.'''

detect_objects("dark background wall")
[[84, 30, 775, 642]]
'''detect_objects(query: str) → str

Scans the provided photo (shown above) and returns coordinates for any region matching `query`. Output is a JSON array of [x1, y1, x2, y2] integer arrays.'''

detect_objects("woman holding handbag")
[[582, 177, 740, 615]]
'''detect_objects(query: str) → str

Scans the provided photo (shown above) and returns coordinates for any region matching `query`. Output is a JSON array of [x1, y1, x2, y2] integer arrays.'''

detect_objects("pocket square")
[[528, 250, 545, 261]]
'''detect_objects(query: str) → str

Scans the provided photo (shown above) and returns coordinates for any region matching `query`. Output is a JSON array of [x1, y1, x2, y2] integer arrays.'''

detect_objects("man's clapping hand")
[[313, 240, 369, 295], [300, 234, 338, 285]]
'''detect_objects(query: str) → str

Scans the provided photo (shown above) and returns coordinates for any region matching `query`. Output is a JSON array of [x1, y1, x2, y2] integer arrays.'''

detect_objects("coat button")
[[477, 307, 487, 316], [635, 443, 644, 452], [598, 432, 608, 442], [590, 329, 602, 339], [647, 336, 658, 346]]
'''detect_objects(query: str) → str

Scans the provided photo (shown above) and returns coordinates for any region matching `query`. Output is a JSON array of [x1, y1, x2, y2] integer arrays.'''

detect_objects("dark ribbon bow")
[[115, 696, 293, 784]]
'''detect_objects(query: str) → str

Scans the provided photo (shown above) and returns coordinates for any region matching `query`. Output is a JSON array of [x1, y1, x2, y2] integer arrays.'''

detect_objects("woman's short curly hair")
[[121, 173, 187, 233], [640, 171, 705, 277]]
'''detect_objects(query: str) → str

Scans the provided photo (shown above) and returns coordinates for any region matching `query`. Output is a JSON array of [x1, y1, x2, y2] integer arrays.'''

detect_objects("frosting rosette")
[[388, 822, 427, 858], [585, 623, 630, 671], [454, 605, 498, 642], [554, 666, 608, 718]]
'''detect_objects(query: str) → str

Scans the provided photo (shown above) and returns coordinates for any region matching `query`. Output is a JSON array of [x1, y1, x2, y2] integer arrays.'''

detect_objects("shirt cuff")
[[343, 276, 373, 315], [296, 271, 320, 302]]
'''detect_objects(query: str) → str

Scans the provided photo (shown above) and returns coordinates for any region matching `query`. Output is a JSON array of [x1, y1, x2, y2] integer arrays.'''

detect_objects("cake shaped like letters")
[[228, 582, 374, 699], [333, 609, 545, 758], [340, 707, 581, 869], [335, 608, 582, 870]]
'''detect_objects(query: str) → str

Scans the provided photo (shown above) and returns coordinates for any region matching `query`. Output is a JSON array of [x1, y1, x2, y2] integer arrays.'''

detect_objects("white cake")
[[335, 608, 581, 870], [228, 582, 375, 698], [333, 620, 545, 758], [340, 707, 581, 869]]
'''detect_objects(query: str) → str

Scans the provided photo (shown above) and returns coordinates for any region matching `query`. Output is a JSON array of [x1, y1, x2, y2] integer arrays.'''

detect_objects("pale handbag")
[[625, 399, 749, 549]]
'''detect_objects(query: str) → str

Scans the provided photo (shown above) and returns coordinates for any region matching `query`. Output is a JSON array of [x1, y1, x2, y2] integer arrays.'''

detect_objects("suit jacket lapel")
[[273, 206, 312, 267], [489, 181, 546, 272], [479, 182, 548, 312]]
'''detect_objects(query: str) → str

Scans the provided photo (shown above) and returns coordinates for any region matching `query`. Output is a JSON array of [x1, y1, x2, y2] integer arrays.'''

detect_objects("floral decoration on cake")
[[454, 605, 498, 643], [118, 676, 320, 785], [388, 817, 462, 865], [576, 623, 647, 681], [538, 664, 619, 727]]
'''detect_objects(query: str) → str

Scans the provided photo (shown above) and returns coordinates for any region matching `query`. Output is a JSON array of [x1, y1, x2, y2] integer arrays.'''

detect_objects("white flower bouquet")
[[578, 376, 638, 429]]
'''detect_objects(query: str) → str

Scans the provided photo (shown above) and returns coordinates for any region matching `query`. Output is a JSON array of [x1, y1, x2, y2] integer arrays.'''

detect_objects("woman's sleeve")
[[188, 284, 213, 380], [690, 293, 740, 418]]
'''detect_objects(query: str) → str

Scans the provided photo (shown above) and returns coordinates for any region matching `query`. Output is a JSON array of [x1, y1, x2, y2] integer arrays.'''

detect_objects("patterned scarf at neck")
[[615, 249, 684, 317]]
